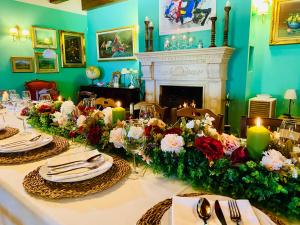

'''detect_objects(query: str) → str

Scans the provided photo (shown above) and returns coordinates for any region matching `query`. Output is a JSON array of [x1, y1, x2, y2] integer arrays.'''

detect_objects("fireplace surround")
[[136, 47, 234, 115]]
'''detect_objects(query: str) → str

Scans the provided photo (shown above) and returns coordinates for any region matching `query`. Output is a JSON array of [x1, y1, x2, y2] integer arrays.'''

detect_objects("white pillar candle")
[[211, 12, 216, 17], [226, 0, 231, 7], [145, 16, 149, 22], [149, 21, 154, 27], [2, 91, 9, 102]]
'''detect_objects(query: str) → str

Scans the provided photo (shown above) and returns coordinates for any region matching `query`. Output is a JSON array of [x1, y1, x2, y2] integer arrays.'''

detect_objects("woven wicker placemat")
[[0, 127, 19, 140], [136, 193, 286, 225], [0, 136, 69, 165], [23, 156, 131, 200]]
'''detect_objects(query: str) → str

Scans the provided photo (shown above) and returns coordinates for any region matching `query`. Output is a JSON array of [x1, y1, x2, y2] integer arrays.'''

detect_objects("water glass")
[[39, 94, 52, 102], [22, 91, 31, 102], [139, 105, 156, 122]]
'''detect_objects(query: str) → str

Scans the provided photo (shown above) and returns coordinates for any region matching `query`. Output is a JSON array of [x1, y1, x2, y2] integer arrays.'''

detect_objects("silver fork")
[[228, 200, 241, 225], [0, 135, 41, 148]]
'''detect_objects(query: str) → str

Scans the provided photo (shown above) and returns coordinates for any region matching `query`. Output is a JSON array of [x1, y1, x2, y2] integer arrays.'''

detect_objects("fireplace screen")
[[159, 85, 203, 108]]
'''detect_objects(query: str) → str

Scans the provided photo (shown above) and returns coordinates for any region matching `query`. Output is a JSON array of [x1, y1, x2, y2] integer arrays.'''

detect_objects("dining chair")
[[95, 97, 116, 109], [133, 101, 168, 121], [171, 107, 224, 133], [240, 116, 283, 138], [77, 91, 96, 104]]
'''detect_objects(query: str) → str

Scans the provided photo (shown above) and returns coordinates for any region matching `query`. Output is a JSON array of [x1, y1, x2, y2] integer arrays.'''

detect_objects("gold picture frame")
[[32, 26, 57, 49], [60, 30, 86, 68], [34, 52, 59, 73], [11, 57, 34, 73], [270, 0, 300, 45], [96, 26, 137, 61]]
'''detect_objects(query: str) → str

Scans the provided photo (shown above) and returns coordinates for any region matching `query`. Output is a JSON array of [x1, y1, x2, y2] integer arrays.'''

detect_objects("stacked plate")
[[39, 150, 113, 183], [0, 133, 53, 153]]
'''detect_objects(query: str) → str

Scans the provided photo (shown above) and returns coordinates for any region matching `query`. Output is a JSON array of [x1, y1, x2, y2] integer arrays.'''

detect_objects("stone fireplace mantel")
[[136, 47, 234, 115]]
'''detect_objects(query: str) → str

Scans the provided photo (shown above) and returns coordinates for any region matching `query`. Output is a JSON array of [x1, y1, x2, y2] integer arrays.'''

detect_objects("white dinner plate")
[[161, 195, 275, 225], [39, 150, 113, 183], [0, 124, 6, 131], [0, 134, 53, 153]]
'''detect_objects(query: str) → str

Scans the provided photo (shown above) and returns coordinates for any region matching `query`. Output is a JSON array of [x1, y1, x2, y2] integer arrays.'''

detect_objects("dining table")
[[0, 112, 298, 225]]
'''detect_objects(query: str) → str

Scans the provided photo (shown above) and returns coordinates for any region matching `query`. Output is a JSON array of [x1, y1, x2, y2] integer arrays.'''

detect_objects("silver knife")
[[215, 200, 227, 225]]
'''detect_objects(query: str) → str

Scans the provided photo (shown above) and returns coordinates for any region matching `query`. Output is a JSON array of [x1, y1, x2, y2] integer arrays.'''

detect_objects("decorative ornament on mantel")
[[223, 0, 232, 46], [209, 14, 217, 47], [144, 16, 154, 52]]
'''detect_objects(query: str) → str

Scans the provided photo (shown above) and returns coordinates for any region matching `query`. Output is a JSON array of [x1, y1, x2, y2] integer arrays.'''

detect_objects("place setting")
[[137, 193, 286, 225], [0, 107, 19, 140], [23, 149, 131, 200]]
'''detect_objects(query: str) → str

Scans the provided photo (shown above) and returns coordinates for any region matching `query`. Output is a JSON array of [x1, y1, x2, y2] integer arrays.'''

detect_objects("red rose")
[[145, 125, 163, 137], [230, 147, 249, 165], [164, 128, 182, 136], [195, 136, 224, 161], [87, 125, 102, 145], [38, 104, 52, 113], [69, 130, 76, 138]]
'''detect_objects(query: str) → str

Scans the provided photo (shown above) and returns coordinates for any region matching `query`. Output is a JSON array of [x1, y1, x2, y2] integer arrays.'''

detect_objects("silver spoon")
[[0, 135, 41, 147], [47, 154, 102, 169], [197, 197, 211, 225]]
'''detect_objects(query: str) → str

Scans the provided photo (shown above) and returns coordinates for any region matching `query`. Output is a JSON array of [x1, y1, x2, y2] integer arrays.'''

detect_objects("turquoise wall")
[[137, 0, 252, 132], [247, 13, 300, 117], [0, 0, 88, 101], [86, 0, 139, 86]]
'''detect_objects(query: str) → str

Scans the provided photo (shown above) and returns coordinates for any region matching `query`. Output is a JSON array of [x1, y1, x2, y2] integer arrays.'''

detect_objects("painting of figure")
[[159, 0, 216, 35]]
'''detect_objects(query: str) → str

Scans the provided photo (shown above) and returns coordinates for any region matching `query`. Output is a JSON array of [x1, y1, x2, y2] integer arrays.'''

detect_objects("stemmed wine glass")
[[39, 94, 52, 103], [10, 93, 21, 113], [279, 119, 298, 145], [139, 105, 156, 123], [22, 91, 31, 102], [122, 119, 146, 179]]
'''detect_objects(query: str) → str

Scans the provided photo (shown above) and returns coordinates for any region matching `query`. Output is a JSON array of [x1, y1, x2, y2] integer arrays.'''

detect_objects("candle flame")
[[256, 117, 261, 127], [58, 96, 62, 102], [116, 101, 121, 107], [183, 102, 188, 108]]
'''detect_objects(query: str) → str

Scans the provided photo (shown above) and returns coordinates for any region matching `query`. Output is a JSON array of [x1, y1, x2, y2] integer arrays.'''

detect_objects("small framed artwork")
[[60, 31, 86, 68], [270, 0, 300, 45], [32, 26, 57, 49], [34, 52, 59, 73], [112, 71, 121, 88], [96, 26, 136, 61], [11, 57, 34, 73]]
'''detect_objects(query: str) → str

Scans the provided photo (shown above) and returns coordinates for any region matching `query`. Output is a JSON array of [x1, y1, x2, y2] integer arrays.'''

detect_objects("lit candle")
[[189, 37, 194, 43], [58, 95, 63, 102], [247, 118, 270, 160], [112, 101, 126, 124], [2, 91, 9, 102], [149, 21, 154, 27], [145, 16, 149, 22], [211, 12, 216, 17], [225, 0, 231, 7], [171, 35, 176, 41], [182, 34, 187, 40], [183, 102, 188, 108]]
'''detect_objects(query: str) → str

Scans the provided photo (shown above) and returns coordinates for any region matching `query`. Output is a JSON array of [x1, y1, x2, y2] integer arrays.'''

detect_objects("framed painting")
[[11, 57, 34, 73], [60, 31, 86, 68], [32, 26, 57, 49], [34, 52, 59, 73], [159, 0, 216, 35], [96, 26, 136, 61], [270, 0, 300, 45]]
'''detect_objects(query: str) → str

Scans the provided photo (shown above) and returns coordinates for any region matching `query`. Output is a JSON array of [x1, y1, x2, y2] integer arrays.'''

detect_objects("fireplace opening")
[[159, 86, 203, 108]]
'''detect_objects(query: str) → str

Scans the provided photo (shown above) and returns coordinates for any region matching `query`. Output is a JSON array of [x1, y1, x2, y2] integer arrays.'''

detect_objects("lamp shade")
[[284, 89, 297, 100]]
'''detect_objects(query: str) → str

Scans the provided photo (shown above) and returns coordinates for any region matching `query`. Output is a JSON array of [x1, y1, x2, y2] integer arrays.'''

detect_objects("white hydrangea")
[[261, 149, 290, 171], [102, 107, 112, 125], [203, 113, 215, 126], [76, 115, 86, 127], [109, 128, 124, 148], [161, 134, 185, 154], [60, 100, 75, 115], [147, 118, 166, 129], [186, 120, 195, 129], [127, 126, 144, 140]]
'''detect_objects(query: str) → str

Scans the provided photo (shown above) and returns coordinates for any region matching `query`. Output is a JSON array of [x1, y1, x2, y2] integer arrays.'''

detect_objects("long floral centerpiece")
[[25, 101, 300, 219]]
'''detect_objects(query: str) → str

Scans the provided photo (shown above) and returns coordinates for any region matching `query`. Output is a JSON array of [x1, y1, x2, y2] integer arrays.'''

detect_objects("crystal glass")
[[10, 93, 21, 113], [8, 89, 17, 100], [122, 119, 146, 179], [139, 105, 156, 122], [22, 91, 31, 102], [16, 101, 29, 133], [39, 93, 52, 102], [279, 119, 300, 152]]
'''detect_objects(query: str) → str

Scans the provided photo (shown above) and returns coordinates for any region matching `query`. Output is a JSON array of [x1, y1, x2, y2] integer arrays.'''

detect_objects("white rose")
[[102, 107, 112, 125], [76, 115, 86, 127], [161, 134, 185, 154], [186, 120, 195, 129], [60, 100, 75, 115], [203, 113, 215, 126], [147, 118, 166, 129], [109, 128, 124, 148], [52, 112, 68, 127], [127, 126, 144, 140], [261, 149, 289, 171]]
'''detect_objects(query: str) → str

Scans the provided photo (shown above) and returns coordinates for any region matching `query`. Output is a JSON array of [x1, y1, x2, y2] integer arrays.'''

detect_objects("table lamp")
[[284, 89, 297, 118]]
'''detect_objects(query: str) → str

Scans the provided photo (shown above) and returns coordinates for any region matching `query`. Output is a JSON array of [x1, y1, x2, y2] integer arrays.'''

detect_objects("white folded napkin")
[[45, 150, 112, 182], [172, 196, 260, 225]]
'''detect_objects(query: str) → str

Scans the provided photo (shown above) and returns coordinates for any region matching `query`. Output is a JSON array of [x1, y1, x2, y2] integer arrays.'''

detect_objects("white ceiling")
[[16, 0, 86, 15]]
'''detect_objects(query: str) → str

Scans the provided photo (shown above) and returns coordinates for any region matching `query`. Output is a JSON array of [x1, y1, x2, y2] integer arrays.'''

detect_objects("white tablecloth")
[[0, 113, 193, 225]]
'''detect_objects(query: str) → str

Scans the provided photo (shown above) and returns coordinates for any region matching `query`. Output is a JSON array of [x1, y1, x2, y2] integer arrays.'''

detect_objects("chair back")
[[95, 97, 116, 109], [171, 107, 224, 133], [134, 101, 167, 121], [77, 91, 96, 104], [25, 80, 59, 100], [240, 116, 283, 138]]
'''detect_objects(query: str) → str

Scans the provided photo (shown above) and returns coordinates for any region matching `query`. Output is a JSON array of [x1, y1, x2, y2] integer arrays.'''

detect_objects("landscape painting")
[[159, 0, 216, 35], [34, 52, 59, 73], [32, 26, 57, 49], [11, 57, 34, 73]]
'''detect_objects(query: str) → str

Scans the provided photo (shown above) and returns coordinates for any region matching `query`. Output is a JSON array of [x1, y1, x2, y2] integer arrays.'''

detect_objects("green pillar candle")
[[247, 118, 270, 160], [112, 103, 125, 124]]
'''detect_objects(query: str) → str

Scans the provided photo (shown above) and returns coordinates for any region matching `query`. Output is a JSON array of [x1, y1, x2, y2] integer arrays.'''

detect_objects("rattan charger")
[[0, 127, 19, 140], [0, 136, 69, 165], [136, 192, 286, 225], [23, 155, 131, 200]]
